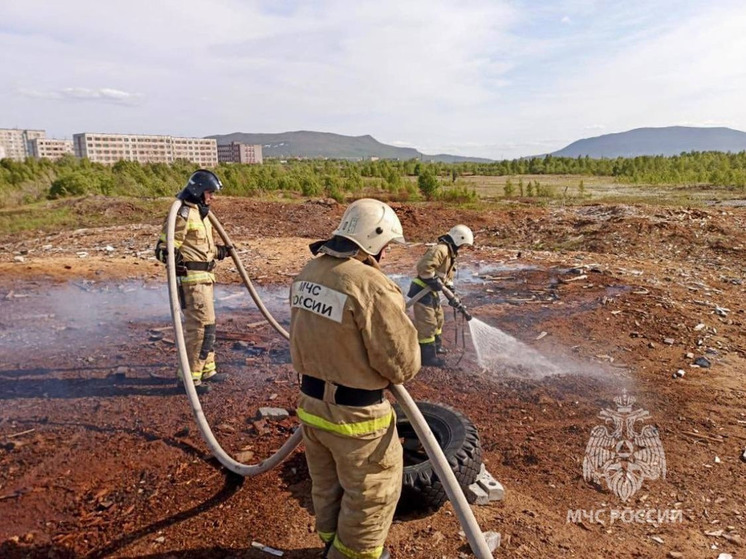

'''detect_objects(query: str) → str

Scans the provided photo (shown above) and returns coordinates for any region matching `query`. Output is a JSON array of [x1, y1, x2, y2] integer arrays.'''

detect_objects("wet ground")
[[1, 198, 745, 558]]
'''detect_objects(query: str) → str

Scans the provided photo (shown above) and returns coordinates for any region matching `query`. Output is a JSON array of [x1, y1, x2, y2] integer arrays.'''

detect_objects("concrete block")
[[483, 531, 501, 552], [467, 482, 490, 505], [476, 465, 505, 501], [257, 407, 289, 420]]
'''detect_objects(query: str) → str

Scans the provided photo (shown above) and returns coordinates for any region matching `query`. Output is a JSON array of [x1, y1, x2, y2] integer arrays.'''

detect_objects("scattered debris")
[[650, 535, 664, 544], [535, 331, 547, 340], [236, 450, 255, 462], [673, 369, 685, 379], [483, 531, 501, 552], [13, 256, 25, 263], [251, 541, 284, 556], [694, 357, 711, 368], [7, 428, 36, 439], [257, 407, 289, 420]]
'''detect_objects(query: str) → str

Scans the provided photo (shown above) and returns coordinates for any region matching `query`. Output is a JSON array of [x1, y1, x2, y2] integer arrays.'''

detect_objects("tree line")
[[1, 150, 745, 208]]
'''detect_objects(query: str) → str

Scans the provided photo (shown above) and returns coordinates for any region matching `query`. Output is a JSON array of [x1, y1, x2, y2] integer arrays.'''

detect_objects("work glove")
[[155, 242, 168, 264], [448, 295, 463, 309], [448, 297, 472, 321], [216, 245, 232, 261]]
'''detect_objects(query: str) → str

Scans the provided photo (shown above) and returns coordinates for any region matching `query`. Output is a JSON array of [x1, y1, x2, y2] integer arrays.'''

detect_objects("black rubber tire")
[[394, 401, 483, 512]]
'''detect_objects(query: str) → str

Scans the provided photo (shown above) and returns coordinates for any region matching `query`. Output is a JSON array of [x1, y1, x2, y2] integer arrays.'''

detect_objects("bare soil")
[[1, 197, 745, 558]]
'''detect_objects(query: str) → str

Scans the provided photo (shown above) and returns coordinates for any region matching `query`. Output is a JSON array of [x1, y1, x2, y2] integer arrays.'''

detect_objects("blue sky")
[[1, 0, 744, 159]]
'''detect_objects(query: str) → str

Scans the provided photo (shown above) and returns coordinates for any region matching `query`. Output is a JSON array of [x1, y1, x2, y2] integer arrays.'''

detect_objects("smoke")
[[0, 281, 293, 358]]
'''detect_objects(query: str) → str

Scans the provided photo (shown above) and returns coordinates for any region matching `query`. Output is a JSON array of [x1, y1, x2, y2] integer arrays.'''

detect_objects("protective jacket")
[[291, 251, 420, 394], [412, 241, 456, 294], [156, 201, 216, 284]]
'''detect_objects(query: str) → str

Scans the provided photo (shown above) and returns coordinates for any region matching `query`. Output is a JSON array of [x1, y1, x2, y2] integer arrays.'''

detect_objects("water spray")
[[165, 200, 494, 558]]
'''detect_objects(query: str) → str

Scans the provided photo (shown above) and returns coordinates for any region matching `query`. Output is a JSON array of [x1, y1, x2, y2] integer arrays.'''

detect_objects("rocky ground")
[[0, 197, 745, 558]]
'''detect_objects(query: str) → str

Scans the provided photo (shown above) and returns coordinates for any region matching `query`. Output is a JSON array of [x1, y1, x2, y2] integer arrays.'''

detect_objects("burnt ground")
[[0, 197, 745, 558]]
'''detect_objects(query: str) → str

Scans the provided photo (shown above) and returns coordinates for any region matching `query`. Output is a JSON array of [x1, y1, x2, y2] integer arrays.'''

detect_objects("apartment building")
[[217, 142, 263, 164], [73, 133, 218, 166], [29, 138, 74, 160], [0, 128, 46, 160]]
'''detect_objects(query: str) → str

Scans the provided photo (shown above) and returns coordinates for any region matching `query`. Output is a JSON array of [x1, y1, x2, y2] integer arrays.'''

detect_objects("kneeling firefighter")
[[289, 199, 421, 559], [408, 224, 474, 366], [154, 170, 232, 393]]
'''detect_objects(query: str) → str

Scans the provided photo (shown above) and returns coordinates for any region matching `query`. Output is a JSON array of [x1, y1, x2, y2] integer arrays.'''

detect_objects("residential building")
[[217, 142, 263, 164], [29, 138, 74, 160], [0, 128, 46, 160], [73, 133, 218, 166]]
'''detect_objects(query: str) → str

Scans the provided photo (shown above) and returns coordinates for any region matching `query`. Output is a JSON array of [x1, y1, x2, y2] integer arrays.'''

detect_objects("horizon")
[[2, 1, 745, 159]]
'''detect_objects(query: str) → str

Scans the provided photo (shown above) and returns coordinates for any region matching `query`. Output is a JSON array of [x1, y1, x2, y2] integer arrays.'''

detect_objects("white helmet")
[[332, 198, 406, 255], [448, 224, 474, 247]]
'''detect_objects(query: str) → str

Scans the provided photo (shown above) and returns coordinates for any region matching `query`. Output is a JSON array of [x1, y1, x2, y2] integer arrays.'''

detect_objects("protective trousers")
[[413, 300, 444, 344], [180, 282, 216, 381], [302, 421, 403, 559]]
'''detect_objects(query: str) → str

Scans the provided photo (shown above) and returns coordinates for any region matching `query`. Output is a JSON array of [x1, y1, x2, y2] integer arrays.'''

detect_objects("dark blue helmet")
[[177, 169, 222, 203]]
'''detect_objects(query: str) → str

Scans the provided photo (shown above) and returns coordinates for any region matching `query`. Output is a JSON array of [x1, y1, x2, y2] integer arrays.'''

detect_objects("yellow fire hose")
[[165, 200, 494, 558]]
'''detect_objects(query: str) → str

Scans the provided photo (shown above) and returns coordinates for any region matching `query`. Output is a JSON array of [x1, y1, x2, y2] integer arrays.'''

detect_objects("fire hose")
[[165, 200, 493, 558]]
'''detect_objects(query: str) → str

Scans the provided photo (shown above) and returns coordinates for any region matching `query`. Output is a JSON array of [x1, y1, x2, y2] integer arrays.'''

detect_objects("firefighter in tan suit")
[[155, 170, 231, 394], [290, 199, 420, 559], [408, 225, 474, 366]]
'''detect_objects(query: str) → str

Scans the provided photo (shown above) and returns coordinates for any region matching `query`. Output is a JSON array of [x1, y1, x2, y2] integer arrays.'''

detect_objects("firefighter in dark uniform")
[[155, 169, 231, 393]]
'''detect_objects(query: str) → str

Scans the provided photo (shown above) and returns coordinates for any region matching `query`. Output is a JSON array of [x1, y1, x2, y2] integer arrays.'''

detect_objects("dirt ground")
[[1, 197, 745, 558]]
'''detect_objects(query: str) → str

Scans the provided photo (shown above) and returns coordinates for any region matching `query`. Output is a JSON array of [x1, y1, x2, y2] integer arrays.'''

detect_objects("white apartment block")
[[73, 133, 218, 166], [0, 128, 46, 160], [29, 138, 74, 160], [217, 142, 263, 164]]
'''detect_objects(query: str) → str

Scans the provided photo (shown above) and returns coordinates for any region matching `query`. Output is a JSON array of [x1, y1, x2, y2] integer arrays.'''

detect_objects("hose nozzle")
[[442, 285, 472, 321]]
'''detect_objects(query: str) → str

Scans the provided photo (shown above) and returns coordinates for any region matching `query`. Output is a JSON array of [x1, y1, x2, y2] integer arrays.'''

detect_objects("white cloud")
[[18, 87, 142, 105]]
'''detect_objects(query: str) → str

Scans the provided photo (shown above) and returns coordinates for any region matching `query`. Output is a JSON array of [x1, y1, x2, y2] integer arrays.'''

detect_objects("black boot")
[[420, 342, 445, 367], [435, 334, 448, 355]]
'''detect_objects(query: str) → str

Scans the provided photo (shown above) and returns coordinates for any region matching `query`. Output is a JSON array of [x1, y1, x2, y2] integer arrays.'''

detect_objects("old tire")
[[394, 401, 482, 512]]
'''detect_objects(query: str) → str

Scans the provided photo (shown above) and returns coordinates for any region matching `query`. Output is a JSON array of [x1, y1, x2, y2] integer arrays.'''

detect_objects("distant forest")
[[1, 151, 745, 208]]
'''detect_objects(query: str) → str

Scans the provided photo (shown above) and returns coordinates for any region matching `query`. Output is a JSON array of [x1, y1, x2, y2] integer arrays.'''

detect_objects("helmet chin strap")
[[198, 202, 210, 219]]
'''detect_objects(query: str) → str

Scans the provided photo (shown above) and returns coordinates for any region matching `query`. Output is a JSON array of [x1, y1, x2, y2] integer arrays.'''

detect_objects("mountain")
[[551, 126, 746, 158], [207, 130, 492, 163]]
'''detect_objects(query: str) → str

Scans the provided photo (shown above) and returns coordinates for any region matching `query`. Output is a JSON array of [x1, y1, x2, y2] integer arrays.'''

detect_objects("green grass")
[[0, 196, 170, 236], [448, 174, 745, 206]]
